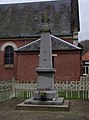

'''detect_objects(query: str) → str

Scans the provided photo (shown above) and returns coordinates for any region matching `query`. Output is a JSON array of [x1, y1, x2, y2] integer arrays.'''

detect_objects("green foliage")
[[15, 90, 88, 100], [58, 91, 87, 100]]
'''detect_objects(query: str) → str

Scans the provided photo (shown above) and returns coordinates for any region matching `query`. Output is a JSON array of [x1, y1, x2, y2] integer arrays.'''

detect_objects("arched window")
[[5, 46, 14, 64]]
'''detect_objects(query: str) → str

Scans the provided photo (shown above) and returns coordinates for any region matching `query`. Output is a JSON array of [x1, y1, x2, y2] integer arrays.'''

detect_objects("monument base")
[[24, 97, 64, 105], [33, 90, 57, 101], [16, 99, 69, 111]]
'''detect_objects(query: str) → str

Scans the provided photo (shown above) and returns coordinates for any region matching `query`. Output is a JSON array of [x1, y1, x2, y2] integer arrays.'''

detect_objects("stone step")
[[16, 100, 69, 111], [24, 97, 64, 105]]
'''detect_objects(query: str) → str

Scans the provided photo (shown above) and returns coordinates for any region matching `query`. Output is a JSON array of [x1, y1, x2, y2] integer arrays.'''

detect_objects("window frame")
[[4, 46, 14, 68], [83, 66, 89, 75]]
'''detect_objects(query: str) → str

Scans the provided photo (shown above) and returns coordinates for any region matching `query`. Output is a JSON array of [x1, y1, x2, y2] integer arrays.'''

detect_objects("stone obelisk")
[[34, 14, 57, 100], [23, 14, 64, 106]]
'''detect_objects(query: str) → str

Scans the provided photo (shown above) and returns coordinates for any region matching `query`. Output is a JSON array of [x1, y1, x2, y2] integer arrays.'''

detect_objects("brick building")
[[0, 0, 82, 81], [82, 51, 89, 75]]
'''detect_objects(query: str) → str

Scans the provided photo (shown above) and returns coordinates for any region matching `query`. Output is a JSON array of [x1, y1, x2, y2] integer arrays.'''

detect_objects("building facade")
[[82, 51, 89, 75], [0, 0, 81, 81]]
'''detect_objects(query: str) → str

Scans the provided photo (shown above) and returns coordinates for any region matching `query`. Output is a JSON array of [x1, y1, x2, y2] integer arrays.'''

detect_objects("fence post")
[[12, 77, 15, 98], [14, 78, 89, 100], [66, 81, 68, 99]]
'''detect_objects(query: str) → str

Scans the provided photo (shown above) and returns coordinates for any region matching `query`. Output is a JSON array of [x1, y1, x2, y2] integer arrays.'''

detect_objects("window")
[[52, 54, 57, 68], [5, 46, 14, 65], [52, 56, 55, 68], [83, 66, 89, 75]]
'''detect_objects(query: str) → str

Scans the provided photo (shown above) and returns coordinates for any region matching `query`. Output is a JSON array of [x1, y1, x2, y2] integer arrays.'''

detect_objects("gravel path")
[[0, 98, 89, 120]]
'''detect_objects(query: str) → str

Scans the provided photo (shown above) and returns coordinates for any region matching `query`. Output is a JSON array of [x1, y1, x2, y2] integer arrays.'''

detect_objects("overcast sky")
[[0, 0, 89, 41]]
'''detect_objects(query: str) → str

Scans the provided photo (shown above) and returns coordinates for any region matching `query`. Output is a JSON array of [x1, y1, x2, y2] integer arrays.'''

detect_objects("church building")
[[0, 0, 82, 81]]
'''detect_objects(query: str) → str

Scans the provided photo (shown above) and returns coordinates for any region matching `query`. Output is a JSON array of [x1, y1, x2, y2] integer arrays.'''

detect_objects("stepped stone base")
[[33, 90, 57, 100], [24, 97, 64, 105], [16, 98, 69, 111]]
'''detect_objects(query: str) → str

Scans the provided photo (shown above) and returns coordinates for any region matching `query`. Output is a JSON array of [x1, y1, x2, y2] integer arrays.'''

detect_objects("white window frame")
[[83, 66, 89, 75]]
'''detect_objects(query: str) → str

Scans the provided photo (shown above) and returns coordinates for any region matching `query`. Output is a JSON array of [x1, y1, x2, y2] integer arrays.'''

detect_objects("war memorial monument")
[[16, 14, 69, 111]]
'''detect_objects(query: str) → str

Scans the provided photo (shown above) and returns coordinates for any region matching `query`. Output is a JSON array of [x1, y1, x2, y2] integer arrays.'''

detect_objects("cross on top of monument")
[[40, 13, 50, 32], [41, 13, 50, 23]]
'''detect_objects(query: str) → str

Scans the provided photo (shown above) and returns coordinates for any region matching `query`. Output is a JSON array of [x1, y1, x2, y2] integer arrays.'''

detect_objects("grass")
[[58, 91, 88, 100], [15, 90, 88, 100]]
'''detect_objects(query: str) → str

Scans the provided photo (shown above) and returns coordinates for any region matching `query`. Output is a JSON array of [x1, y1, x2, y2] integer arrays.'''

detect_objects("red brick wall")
[[16, 51, 81, 82], [0, 36, 80, 81], [60, 37, 73, 44], [17, 52, 39, 82], [0, 38, 37, 81], [0, 52, 17, 80], [0, 38, 36, 49], [54, 51, 81, 81]]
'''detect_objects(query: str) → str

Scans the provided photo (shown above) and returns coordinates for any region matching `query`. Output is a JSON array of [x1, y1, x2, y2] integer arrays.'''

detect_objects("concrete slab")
[[24, 97, 64, 105], [16, 100, 69, 111]]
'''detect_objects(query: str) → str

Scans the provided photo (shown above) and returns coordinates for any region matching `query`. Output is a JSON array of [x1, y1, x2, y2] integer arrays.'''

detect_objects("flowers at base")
[[40, 90, 47, 101]]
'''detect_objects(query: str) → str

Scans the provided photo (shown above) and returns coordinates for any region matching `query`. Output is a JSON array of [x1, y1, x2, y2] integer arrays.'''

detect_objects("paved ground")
[[0, 98, 89, 120]]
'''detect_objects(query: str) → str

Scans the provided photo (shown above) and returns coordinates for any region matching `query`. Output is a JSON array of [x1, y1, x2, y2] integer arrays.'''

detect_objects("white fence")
[[0, 80, 15, 102], [15, 76, 89, 100], [0, 76, 89, 102]]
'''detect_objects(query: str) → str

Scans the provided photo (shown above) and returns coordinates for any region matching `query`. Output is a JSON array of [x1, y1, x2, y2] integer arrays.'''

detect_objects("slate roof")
[[16, 35, 81, 52], [0, 0, 79, 38]]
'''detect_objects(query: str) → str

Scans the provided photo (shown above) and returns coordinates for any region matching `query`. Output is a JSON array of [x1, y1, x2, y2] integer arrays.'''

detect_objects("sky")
[[0, 0, 89, 41]]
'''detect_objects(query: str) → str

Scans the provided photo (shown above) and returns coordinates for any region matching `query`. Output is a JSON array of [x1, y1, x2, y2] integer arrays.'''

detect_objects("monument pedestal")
[[24, 97, 64, 105], [34, 67, 56, 101], [36, 67, 55, 90], [33, 90, 57, 101]]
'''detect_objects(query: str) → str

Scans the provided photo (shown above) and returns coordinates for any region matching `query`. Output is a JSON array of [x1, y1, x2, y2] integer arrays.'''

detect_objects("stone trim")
[[1, 42, 17, 51], [4, 64, 13, 69], [51, 35, 81, 50]]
